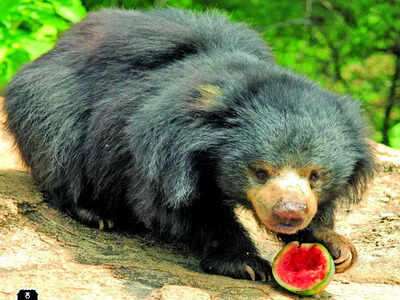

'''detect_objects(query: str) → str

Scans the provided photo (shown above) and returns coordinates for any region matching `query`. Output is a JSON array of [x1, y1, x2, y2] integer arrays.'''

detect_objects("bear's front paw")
[[200, 252, 272, 281], [326, 235, 357, 273], [313, 229, 358, 273]]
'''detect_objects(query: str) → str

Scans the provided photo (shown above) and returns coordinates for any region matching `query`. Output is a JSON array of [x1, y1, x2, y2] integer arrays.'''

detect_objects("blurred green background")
[[1, 0, 399, 148]]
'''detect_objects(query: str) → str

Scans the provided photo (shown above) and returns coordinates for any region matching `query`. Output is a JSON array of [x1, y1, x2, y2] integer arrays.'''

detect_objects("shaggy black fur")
[[5, 8, 374, 280]]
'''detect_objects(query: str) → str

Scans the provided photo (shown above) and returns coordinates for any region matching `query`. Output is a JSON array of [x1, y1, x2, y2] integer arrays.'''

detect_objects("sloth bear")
[[5, 8, 374, 281]]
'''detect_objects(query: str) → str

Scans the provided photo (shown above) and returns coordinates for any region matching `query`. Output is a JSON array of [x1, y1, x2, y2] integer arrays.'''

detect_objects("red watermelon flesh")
[[272, 241, 335, 295]]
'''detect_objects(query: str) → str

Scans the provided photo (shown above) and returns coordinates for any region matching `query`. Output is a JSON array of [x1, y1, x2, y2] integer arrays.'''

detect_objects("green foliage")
[[0, 0, 86, 91]]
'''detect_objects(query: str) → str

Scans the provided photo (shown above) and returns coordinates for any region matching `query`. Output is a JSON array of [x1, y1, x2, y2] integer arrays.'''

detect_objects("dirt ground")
[[1, 96, 400, 300]]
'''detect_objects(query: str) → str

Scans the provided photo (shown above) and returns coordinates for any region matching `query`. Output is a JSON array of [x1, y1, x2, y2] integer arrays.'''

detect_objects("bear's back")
[[52, 8, 272, 71]]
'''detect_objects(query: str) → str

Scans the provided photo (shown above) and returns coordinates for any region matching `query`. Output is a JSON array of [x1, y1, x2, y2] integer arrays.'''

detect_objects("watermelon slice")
[[272, 241, 335, 296]]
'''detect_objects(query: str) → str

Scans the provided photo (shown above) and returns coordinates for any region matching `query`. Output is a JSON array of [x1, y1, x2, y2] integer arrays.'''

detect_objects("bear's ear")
[[194, 84, 222, 111], [345, 148, 375, 204]]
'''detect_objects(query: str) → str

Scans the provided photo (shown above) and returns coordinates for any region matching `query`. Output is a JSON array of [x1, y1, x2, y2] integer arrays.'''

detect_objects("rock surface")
[[1, 97, 400, 299]]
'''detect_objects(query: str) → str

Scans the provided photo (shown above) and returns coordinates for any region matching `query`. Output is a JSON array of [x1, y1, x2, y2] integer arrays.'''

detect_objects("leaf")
[[12, 36, 54, 60], [388, 123, 400, 149], [33, 24, 58, 40], [28, 11, 70, 31], [51, 0, 86, 23]]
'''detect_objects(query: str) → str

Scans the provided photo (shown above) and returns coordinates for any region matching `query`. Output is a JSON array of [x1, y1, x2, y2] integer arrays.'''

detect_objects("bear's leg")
[[70, 206, 115, 231], [42, 190, 114, 231], [198, 205, 272, 281]]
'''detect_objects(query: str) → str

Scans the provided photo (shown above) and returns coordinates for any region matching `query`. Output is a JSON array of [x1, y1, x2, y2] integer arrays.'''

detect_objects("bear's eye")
[[253, 169, 269, 184], [309, 170, 320, 188]]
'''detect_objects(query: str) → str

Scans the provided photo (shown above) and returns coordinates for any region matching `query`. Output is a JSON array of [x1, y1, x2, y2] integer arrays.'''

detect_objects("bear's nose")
[[272, 199, 308, 219]]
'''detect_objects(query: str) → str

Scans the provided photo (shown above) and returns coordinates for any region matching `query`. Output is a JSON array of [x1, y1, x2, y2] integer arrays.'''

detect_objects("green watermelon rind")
[[272, 241, 335, 296]]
